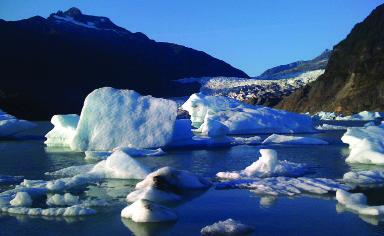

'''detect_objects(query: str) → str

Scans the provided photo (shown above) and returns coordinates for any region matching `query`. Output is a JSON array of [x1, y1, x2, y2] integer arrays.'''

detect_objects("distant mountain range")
[[277, 4, 384, 114], [0, 7, 248, 120]]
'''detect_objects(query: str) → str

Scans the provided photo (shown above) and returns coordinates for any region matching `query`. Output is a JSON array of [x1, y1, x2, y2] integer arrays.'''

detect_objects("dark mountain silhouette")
[[0, 7, 248, 120], [277, 4, 384, 114]]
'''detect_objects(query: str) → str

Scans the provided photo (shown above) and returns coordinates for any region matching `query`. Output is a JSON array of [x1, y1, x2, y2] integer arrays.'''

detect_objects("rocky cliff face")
[[0, 8, 248, 120], [276, 4, 384, 114]]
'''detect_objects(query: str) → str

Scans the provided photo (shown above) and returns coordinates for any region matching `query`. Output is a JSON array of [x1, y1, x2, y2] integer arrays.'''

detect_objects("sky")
[[0, 0, 383, 76]]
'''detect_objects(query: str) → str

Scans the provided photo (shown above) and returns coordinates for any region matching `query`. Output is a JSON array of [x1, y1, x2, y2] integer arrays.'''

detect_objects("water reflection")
[[121, 218, 176, 236]]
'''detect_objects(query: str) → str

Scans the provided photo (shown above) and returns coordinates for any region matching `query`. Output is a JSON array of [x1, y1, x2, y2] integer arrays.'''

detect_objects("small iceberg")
[[262, 134, 328, 145], [121, 199, 178, 223], [341, 126, 384, 165], [10, 192, 33, 207], [336, 189, 384, 216], [217, 149, 308, 179], [44, 114, 79, 146], [0, 109, 36, 137], [201, 218, 254, 236]]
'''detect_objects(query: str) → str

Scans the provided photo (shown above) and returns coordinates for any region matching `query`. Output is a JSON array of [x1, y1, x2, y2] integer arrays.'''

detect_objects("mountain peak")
[[63, 7, 82, 17]]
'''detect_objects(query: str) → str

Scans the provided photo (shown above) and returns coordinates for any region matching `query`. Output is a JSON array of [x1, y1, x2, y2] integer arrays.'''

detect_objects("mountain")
[[0, 7, 248, 120], [175, 50, 329, 107], [276, 4, 384, 114]]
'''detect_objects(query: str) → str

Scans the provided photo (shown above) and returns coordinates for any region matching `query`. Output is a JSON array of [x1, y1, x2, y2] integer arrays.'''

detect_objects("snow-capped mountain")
[[0, 8, 247, 119], [176, 50, 329, 106]]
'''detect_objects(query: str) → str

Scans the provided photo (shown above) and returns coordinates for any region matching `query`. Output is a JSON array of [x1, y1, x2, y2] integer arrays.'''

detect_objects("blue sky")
[[0, 0, 383, 76]]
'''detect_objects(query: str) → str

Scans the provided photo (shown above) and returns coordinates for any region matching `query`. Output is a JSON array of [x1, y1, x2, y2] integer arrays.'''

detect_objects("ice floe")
[[341, 126, 384, 165], [216, 177, 351, 196], [0, 205, 96, 217], [181, 93, 315, 135], [0, 109, 36, 137], [70, 87, 177, 151], [126, 186, 182, 203], [342, 170, 384, 187], [262, 134, 328, 145], [201, 218, 254, 236], [121, 199, 177, 223], [336, 189, 384, 216], [45, 114, 79, 146], [216, 149, 308, 179], [311, 111, 338, 120], [315, 124, 349, 130], [46, 193, 80, 206]]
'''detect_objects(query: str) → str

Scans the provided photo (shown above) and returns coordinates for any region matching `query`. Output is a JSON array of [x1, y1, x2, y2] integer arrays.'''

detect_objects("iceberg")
[[217, 149, 307, 179], [262, 134, 328, 145], [201, 218, 254, 236], [126, 186, 181, 203], [0, 109, 36, 137], [217, 177, 351, 196], [336, 189, 384, 216], [341, 126, 384, 165], [71, 87, 177, 151], [121, 199, 177, 223], [182, 93, 315, 136], [45, 114, 79, 146]]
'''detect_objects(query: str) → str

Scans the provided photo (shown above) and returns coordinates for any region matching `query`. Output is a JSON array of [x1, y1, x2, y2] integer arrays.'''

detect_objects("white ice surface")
[[262, 134, 328, 145], [0, 109, 36, 137], [46, 193, 80, 206], [316, 124, 349, 130], [217, 149, 307, 179], [71, 87, 177, 151], [341, 126, 384, 165], [201, 218, 254, 236], [336, 189, 384, 216], [45, 114, 79, 146], [342, 170, 384, 187], [10, 192, 32, 207], [126, 186, 181, 203], [121, 199, 177, 222], [336, 111, 383, 121]]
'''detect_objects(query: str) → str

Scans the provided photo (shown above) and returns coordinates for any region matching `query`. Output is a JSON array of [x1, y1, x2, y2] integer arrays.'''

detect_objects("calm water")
[[1, 121, 384, 236]]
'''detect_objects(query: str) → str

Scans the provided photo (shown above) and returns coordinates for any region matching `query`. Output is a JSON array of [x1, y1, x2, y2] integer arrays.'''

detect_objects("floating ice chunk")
[[262, 134, 328, 145], [217, 149, 308, 179], [199, 112, 230, 137], [71, 87, 177, 151], [342, 170, 384, 187], [0, 109, 36, 137], [46, 193, 80, 206], [10, 192, 32, 207], [114, 147, 165, 157], [136, 167, 211, 191], [90, 150, 149, 179], [341, 126, 384, 165], [0, 205, 96, 217], [336, 190, 384, 216], [315, 124, 348, 130], [230, 136, 262, 145], [45, 164, 95, 177], [217, 177, 351, 196], [336, 111, 383, 121], [44, 114, 79, 146], [121, 199, 177, 223], [201, 218, 254, 236], [182, 93, 315, 135], [126, 186, 181, 203]]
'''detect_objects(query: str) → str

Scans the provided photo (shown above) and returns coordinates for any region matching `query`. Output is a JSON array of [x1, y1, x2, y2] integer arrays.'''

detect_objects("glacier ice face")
[[121, 199, 177, 223], [45, 114, 79, 146], [262, 134, 328, 145], [0, 109, 36, 137], [336, 111, 383, 121], [201, 218, 254, 236], [182, 93, 315, 135], [341, 126, 384, 165], [216, 149, 308, 179], [71, 87, 177, 151]]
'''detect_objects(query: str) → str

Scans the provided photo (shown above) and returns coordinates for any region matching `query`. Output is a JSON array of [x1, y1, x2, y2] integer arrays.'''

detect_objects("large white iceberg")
[[217, 149, 307, 179], [45, 114, 79, 146], [201, 218, 254, 236], [262, 134, 328, 145], [181, 93, 315, 136], [70, 87, 177, 151], [341, 126, 384, 165], [0, 109, 36, 137], [121, 199, 177, 223]]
